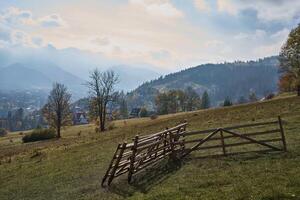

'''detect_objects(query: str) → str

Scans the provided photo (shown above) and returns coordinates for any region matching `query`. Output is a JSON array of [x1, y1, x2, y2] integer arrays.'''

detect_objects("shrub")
[[150, 114, 158, 120], [22, 128, 56, 143], [107, 122, 116, 130], [139, 108, 148, 117], [0, 128, 8, 137], [265, 93, 275, 100]]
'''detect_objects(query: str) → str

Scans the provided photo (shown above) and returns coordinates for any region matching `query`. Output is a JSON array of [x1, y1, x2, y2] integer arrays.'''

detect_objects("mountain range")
[[0, 43, 281, 108], [0, 45, 161, 99], [127, 56, 280, 110]]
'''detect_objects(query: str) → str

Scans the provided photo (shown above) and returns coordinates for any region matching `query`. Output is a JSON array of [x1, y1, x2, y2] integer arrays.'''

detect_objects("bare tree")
[[86, 69, 119, 132], [42, 83, 72, 138]]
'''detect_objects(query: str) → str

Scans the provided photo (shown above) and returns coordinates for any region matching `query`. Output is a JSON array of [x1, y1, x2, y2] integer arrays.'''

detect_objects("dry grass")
[[0, 95, 299, 200]]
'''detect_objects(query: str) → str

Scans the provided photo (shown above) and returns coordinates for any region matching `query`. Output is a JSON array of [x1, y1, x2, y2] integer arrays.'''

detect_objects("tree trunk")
[[298, 85, 300, 96], [57, 125, 61, 138], [100, 110, 106, 132]]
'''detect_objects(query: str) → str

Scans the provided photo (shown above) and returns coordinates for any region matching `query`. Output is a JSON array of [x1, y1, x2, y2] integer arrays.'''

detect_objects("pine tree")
[[223, 97, 233, 107], [201, 91, 210, 109]]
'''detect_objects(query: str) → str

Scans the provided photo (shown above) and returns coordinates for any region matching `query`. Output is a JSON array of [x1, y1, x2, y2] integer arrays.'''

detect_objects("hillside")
[[0, 62, 87, 99], [0, 94, 299, 199], [127, 56, 279, 110]]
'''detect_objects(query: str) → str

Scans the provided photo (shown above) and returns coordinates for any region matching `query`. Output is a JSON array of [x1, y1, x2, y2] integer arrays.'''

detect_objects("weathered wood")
[[220, 130, 226, 155], [101, 143, 121, 187], [138, 123, 188, 140], [278, 116, 287, 151], [181, 129, 221, 158], [128, 136, 138, 183], [107, 142, 127, 186], [222, 129, 282, 151], [194, 138, 282, 151], [102, 118, 286, 187], [181, 121, 278, 137], [178, 129, 281, 145]]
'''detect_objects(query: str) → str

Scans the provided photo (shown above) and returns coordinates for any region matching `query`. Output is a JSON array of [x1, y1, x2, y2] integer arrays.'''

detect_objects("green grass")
[[0, 95, 300, 200]]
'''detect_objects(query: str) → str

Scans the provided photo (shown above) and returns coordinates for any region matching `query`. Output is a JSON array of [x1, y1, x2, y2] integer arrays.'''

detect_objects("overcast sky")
[[0, 0, 299, 71]]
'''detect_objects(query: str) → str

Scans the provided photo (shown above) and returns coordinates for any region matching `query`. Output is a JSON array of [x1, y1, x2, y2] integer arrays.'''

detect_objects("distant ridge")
[[127, 56, 279, 110]]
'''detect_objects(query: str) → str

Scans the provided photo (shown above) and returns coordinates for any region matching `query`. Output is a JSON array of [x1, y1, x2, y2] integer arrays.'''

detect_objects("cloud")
[[194, 0, 210, 12], [216, 0, 300, 22], [91, 37, 110, 46], [0, 7, 66, 28], [0, 7, 67, 48], [150, 50, 170, 60], [129, 0, 183, 18], [31, 36, 43, 46], [39, 14, 66, 28], [217, 0, 239, 15], [0, 7, 35, 26], [0, 24, 11, 42], [10, 30, 31, 46]]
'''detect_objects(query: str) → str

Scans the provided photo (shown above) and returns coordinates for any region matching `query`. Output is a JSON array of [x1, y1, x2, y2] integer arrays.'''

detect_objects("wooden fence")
[[101, 122, 187, 187], [101, 117, 286, 187]]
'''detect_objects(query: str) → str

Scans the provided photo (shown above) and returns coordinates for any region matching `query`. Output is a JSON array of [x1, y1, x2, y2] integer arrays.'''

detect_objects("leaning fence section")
[[101, 122, 187, 186], [102, 117, 286, 187]]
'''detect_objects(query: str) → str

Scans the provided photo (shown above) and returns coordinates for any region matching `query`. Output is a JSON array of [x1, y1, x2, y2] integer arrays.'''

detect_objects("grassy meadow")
[[0, 95, 300, 200]]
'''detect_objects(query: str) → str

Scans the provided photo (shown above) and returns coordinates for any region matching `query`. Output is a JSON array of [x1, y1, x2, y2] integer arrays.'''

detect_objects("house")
[[0, 111, 9, 130], [129, 108, 141, 118], [72, 106, 89, 125], [73, 111, 89, 125]]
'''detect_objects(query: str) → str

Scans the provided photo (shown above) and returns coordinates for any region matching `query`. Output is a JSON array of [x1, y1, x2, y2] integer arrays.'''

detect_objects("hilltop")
[[127, 56, 279, 110], [0, 94, 299, 200]]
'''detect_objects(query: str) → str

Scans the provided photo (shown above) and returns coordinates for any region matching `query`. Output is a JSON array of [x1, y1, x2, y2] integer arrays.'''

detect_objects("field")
[[0, 95, 300, 200]]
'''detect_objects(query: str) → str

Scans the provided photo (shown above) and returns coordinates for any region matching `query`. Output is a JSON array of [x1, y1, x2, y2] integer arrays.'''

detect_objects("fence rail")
[[101, 117, 286, 187]]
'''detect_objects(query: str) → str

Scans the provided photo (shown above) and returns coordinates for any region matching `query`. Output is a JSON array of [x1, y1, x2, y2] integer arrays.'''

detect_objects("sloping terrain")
[[127, 56, 279, 109], [0, 94, 299, 200]]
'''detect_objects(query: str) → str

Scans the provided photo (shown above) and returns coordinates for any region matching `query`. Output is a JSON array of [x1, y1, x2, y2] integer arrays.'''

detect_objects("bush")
[[22, 128, 56, 143], [107, 122, 116, 130], [265, 93, 275, 100], [139, 108, 148, 117], [150, 114, 158, 120], [0, 128, 8, 137]]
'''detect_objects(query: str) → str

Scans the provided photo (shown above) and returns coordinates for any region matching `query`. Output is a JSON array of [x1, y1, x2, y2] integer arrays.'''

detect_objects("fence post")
[[108, 142, 127, 186], [220, 129, 226, 156], [181, 123, 187, 151], [101, 143, 121, 187], [163, 127, 169, 156], [278, 116, 287, 151], [128, 135, 138, 183]]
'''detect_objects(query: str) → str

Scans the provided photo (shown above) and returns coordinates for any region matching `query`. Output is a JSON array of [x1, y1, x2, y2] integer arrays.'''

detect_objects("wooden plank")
[[191, 149, 277, 159], [128, 136, 138, 183], [181, 129, 221, 158], [134, 153, 170, 173], [101, 143, 121, 187], [179, 129, 281, 145], [220, 130, 226, 155], [194, 138, 282, 151], [181, 121, 278, 137], [138, 123, 188, 140], [107, 142, 127, 186], [136, 140, 164, 151], [278, 116, 287, 151], [222, 129, 282, 151]]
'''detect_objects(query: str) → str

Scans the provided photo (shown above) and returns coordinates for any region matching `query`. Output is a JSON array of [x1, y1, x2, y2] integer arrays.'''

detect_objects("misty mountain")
[[0, 45, 162, 92], [0, 63, 52, 90], [0, 62, 87, 99], [127, 56, 280, 110]]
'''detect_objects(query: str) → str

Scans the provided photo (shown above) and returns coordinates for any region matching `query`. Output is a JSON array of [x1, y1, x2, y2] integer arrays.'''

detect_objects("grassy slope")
[[0, 95, 300, 200]]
